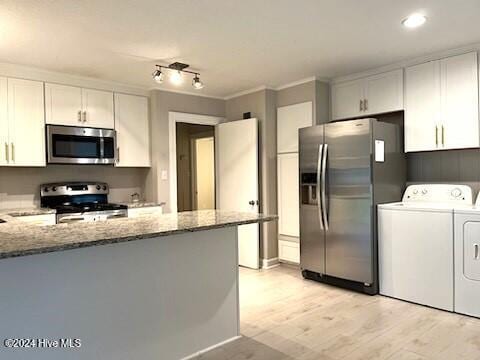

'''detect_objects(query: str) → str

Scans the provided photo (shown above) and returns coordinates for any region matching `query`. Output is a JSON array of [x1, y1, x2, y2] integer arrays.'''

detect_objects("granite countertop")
[[1, 207, 56, 217], [0, 210, 277, 260]]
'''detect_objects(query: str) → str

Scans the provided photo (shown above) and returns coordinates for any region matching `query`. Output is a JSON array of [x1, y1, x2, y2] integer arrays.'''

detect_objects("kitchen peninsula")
[[0, 210, 276, 360]]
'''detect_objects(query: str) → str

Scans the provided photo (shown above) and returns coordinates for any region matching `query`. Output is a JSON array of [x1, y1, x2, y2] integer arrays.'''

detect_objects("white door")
[[405, 61, 441, 152], [82, 88, 114, 129], [45, 83, 83, 126], [277, 153, 299, 237], [0, 77, 8, 165], [114, 93, 150, 167], [216, 118, 259, 269], [364, 69, 404, 115], [277, 102, 313, 153], [441, 52, 479, 150], [331, 79, 364, 120], [7, 78, 45, 166]]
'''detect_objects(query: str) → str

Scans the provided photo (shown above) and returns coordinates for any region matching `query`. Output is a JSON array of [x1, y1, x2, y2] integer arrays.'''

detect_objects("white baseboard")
[[181, 336, 242, 360], [261, 257, 280, 269]]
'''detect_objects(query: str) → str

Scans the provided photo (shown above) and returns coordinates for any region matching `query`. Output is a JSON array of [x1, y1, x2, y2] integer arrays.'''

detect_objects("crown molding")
[[223, 85, 274, 100], [274, 76, 330, 91]]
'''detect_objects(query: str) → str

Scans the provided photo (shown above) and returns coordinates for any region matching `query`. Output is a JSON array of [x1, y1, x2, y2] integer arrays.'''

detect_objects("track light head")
[[152, 67, 164, 84], [192, 75, 204, 90]]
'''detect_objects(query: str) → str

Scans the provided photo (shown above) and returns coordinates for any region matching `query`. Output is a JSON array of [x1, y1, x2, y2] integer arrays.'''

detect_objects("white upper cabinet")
[[45, 83, 114, 129], [331, 79, 364, 120], [277, 101, 313, 153], [405, 52, 479, 152], [114, 93, 151, 167], [405, 61, 441, 152], [441, 52, 479, 150], [7, 78, 45, 166], [0, 77, 8, 166], [45, 83, 83, 126], [331, 69, 404, 120], [82, 88, 114, 129], [364, 69, 403, 115]]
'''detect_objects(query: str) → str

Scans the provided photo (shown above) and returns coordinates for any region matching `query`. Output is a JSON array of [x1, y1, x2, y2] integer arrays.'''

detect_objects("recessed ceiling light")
[[402, 13, 427, 28]]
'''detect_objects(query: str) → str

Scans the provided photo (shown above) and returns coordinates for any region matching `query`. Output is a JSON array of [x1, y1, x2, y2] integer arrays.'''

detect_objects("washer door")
[[464, 222, 480, 281]]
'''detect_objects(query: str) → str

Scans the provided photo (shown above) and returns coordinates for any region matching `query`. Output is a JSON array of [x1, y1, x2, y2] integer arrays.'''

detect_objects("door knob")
[[249, 200, 259, 206]]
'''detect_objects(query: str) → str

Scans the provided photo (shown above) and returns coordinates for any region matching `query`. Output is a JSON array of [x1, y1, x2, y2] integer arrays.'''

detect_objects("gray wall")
[[146, 90, 226, 211], [0, 166, 148, 209]]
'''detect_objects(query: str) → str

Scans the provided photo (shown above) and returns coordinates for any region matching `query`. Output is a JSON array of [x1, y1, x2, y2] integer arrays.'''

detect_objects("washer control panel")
[[403, 184, 473, 204]]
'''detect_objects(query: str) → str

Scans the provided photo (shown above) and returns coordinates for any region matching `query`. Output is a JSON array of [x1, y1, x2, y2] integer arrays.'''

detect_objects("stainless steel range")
[[40, 182, 128, 223]]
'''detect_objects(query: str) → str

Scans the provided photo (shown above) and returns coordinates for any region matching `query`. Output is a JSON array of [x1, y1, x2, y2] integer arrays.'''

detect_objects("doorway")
[[176, 122, 215, 211]]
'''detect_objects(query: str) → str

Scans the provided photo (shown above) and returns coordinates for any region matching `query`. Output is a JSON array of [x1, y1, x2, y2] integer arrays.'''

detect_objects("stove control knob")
[[451, 188, 462, 198], [96, 185, 101, 191], [43, 187, 49, 193], [52, 186, 57, 192], [412, 189, 418, 195], [103, 185, 107, 191], [421, 189, 428, 195]]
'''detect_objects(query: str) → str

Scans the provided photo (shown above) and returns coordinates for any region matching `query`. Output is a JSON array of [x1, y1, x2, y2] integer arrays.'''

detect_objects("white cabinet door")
[[45, 83, 83, 126], [331, 79, 364, 120], [441, 52, 479, 150], [277, 102, 313, 153], [0, 77, 8, 166], [114, 93, 150, 167], [277, 153, 299, 237], [405, 61, 441, 152], [7, 78, 45, 166], [364, 69, 403, 115], [82, 88, 114, 129]]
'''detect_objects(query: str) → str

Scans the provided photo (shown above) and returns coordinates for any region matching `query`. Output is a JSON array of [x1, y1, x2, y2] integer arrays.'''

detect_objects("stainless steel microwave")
[[46, 125, 116, 164]]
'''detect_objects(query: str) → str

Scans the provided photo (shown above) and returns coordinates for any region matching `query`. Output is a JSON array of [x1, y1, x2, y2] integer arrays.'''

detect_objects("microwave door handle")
[[99, 137, 105, 158], [316, 144, 324, 230], [321, 144, 329, 231]]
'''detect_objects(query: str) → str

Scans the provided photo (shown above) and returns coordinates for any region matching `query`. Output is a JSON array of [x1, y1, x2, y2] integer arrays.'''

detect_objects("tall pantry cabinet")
[[277, 101, 313, 264]]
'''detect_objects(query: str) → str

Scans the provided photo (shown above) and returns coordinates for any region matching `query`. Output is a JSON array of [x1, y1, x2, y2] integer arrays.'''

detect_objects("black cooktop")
[[52, 202, 128, 215]]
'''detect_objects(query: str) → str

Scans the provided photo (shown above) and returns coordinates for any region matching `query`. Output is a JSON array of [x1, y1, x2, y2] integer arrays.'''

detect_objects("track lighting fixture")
[[152, 62, 204, 90]]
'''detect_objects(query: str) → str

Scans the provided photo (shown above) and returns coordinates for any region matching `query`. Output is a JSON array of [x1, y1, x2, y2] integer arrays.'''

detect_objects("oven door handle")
[[58, 216, 86, 223]]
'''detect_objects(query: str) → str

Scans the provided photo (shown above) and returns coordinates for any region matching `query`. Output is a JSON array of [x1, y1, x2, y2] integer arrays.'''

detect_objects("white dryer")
[[454, 194, 480, 318], [378, 184, 473, 311]]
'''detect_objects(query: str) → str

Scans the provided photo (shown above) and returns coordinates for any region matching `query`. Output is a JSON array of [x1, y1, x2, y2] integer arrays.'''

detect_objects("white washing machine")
[[378, 184, 473, 311], [454, 194, 480, 318]]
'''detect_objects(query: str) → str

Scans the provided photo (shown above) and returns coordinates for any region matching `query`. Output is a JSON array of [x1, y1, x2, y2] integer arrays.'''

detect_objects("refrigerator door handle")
[[321, 144, 329, 230], [316, 144, 324, 230]]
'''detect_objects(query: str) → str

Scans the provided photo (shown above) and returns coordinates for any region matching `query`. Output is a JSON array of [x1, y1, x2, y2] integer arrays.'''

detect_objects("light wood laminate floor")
[[196, 264, 480, 360]]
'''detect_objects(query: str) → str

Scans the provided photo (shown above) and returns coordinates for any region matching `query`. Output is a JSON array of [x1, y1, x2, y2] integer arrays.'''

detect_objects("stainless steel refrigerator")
[[299, 118, 405, 294]]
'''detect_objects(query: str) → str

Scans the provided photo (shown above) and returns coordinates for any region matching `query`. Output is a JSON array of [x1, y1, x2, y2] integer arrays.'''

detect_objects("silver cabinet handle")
[[316, 144, 324, 230], [359, 99, 363, 111], [321, 144, 328, 231], [364, 99, 368, 111], [5, 142, 8, 163], [77, 110, 82, 122], [435, 126, 438, 146], [116, 147, 120, 163], [82, 111, 87, 122], [10, 143, 14, 162], [442, 125, 445, 146], [474, 244, 479, 260]]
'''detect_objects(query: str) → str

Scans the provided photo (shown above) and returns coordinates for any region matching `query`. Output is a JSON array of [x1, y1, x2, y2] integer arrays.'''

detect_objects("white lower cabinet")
[[128, 206, 163, 218], [15, 214, 56, 226], [279, 240, 300, 264], [277, 153, 299, 237]]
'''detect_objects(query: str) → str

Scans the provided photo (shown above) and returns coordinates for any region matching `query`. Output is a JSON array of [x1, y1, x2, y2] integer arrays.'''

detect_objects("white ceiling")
[[1, 0, 479, 98]]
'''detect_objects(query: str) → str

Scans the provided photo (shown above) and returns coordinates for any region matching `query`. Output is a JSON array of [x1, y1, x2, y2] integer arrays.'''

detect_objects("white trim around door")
[[168, 111, 224, 213]]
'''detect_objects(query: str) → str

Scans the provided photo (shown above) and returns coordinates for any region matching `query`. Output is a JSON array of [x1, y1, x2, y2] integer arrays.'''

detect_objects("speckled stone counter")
[[0, 210, 276, 259], [120, 201, 166, 209], [1, 207, 56, 217]]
